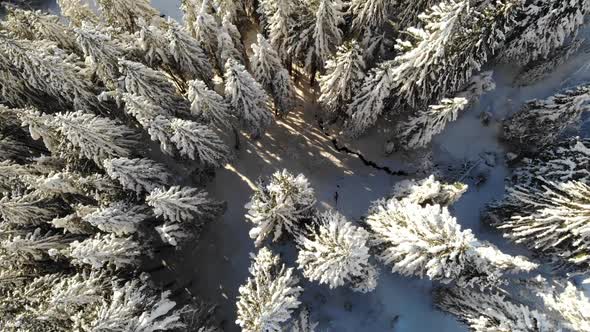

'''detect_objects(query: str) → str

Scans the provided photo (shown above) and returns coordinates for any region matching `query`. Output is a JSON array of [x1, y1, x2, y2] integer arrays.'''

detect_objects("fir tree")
[[245, 170, 316, 246], [250, 34, 295, 115], [147, 186, 224, 223], [57, 0, 99, 26], [187, 79, 233, 129], [84, 203, 149, 236], [435, 287, 557, 332], [0, 36, 102, 112], [224, 58, 273, 138], [514, 39, 584, 87], [75, 23, 127, 88], [291, 0, 345, 83], [264, 0, 299, 65], [502, 83, 590, 154], [167, 20, 214, 83], [2, 7, 79, 53], [346, 0, 516, 136], [396, 71, 496, 150], [169, 118, 231, 167], [104, 157, 172, 195], [318, 41, 366, 114], [47, 111, 139, 165], [489, 179, 590, 272], [91, 279, 185, 331], [350, 0, 391, 34], [94, 0, 159, 32], [119, 60, 190, 113], [500, 0, 590, 66], [296, 210, 378, 292], [366, 198, 537, 288], [236, 247, 302, 332], [391, 175, 468, 207], [290, 308, 318, 332], [65, 233, 141, 270]]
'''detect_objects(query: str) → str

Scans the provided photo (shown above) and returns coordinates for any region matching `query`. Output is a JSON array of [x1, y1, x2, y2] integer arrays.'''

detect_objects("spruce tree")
[[250, 34, 295, 115], [502, 83, 590, 154], [319, 41, 366, 114], [245, 170, 316, 246], [224, 59, 273, 138], [236, 247, 302, 332], [296, 210, 378, 292]]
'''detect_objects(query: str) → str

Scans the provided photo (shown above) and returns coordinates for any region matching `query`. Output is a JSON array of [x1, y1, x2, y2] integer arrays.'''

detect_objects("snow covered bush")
[[290, 308, 318, 332], [236, 247, 302, 332], [296, 210, 378, 292], [503, 83, 590, 154], [366, 198, 537, 288], [245, 169, 316, 246]]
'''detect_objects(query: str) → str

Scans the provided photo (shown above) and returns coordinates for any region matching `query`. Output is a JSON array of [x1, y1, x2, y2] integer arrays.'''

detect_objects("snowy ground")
[[35, 1, 590, 330]]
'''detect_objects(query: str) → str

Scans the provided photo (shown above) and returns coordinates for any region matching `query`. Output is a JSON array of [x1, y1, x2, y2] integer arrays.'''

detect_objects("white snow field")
[[36, 0, 590, 330]]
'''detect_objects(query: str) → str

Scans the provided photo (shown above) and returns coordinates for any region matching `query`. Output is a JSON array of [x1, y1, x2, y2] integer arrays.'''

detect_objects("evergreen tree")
[[121, 93, 230, 165], [236, 247, 302, 332], [391, 175, 468, 207], [290, 308, 318, 332], [119, 60, 190, 113], [94, 0, 159, 32], [2, 7, 79, 53], [250, 34, 295, 115], [245, 170, 316, 246], [366, 198, 537, 288], [47, 111, 139, 165], [318, 41, 366, 114], [224, 58, 273, 138], [169, 118, 231, 167], [502, 83, 590, 154], [344, 61, 395, 136], [296, 210, 378, 292], [84, 203, 149, 236], [291, 0, 345, 83], [265, 0, 299, 65], [75, 23, 127, 88], [489, 179, 590, 272], [0, 36, 101, 112], [395, 0, 439, 28], [187, 79, 233, 129], [346, 0, 516, 136], [91, 279, 185, 331], [65, 233, 142, 270], [350, 0, 391, 34], [57, 0, 99, 26], [500, 0, 590, 66], [514, 39, 584, 87], [167, 20, 214, 83], [396, 71, 496, 150], [526, 278, 590, 331], [435, 287, 557, 332], [104, 157, 172, 195], [188, 0, 221, 67], [147, 186, 224, 223]]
